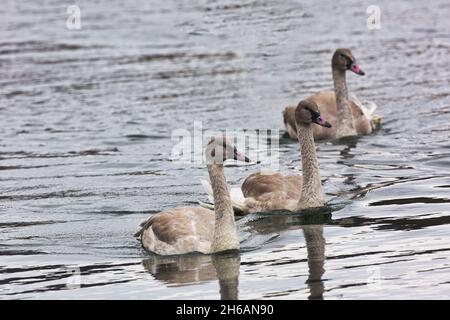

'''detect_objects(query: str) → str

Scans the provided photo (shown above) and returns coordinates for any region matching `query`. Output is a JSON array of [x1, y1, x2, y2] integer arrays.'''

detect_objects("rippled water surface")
[[1, 0, 450, 299]]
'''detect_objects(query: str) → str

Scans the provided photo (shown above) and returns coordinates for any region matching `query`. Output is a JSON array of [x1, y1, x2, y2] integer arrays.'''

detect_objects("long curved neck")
[[296, 125, 324, 210], [332, 68, 356, 137], [207, 164, 239, 253]]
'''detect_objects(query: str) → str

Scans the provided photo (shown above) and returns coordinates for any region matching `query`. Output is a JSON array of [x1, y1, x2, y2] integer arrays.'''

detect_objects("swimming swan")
[[135, 136, 250, 255], [201, 100, 331, 214]]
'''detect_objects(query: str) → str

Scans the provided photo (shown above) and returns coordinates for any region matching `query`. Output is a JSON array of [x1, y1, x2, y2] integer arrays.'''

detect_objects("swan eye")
[[305, 107, 320, 119], [339, 54, 353, 67], [310, 110, 320, 119]]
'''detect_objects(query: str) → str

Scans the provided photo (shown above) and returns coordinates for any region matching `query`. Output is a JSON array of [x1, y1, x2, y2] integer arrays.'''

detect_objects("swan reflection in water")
[[142, 251, 240, 300], [141, 211, 329, 300], [302, 225, 325, 300]]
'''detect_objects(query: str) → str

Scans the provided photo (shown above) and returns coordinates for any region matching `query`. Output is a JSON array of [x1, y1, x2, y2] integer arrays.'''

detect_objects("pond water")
[[1, 0, 450, 299]]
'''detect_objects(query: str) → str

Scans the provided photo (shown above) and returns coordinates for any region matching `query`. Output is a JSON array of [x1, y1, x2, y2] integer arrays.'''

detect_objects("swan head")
[[295, 100, 332, 128], [332, 48, 365, 75], [205, 135, 251, 165]]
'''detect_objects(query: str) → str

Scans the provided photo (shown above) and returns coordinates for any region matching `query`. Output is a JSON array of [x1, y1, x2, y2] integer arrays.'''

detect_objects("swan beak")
[[234, 150, 251, 162], [313, 116, 332, 128], [350, 62, 365, 75]]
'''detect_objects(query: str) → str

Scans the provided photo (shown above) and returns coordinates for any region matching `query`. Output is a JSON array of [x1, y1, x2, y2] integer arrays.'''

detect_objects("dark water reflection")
[[142, 252, 241, 300], [1, 0, 450, 299], [140, 213, 328, 300]]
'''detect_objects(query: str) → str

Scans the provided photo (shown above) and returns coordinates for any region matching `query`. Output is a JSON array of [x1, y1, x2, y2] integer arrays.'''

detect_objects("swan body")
[[283, 91, 378, 140], [135, 207, 214, 255]]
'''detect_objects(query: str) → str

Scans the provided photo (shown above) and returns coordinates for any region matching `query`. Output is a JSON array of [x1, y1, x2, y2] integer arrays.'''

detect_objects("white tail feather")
[[349, 93, 378, 120], [199, 179, 246, 212], [197, 200, 215, 210], [229, 187, 246, 212], [200, 179, 214, 203]]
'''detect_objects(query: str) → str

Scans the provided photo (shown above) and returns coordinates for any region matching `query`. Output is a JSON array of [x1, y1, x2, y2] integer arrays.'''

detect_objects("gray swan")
[[283, 48, 380, 140], [201, 100, 331, 214], [135, 136, 250, 255]]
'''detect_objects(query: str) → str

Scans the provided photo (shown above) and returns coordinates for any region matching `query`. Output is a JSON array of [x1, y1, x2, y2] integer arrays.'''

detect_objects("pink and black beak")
[[313, 115, 332, 128], [234, 147, 251, 162], [349, 61, 365, 76]]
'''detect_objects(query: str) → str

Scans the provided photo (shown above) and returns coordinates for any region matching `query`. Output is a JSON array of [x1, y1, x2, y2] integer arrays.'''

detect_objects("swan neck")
[[332, 68, 355, 136], [207, 164, 239, 253], [296, 125, 324, 210], [332, 68, 349, 105]]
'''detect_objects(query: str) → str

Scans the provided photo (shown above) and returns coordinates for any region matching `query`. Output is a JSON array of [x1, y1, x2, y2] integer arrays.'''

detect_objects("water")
[[1, 0, 450, 299]]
